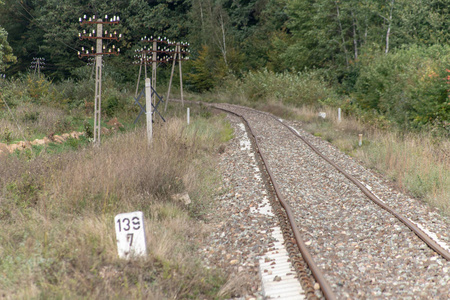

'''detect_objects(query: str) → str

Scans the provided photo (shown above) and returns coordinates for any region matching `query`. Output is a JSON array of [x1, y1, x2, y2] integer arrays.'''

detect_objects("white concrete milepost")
[[114, 211, 147, 259]]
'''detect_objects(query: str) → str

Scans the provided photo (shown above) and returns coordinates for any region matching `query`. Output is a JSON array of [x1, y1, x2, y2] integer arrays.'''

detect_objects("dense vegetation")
[[1, 0, 449, 133]]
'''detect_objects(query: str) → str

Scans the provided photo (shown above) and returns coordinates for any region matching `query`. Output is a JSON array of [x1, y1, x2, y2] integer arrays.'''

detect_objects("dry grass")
[[0, 113, 231, 298], [355, 131, 450, 213], [1, 102, 79, 143]]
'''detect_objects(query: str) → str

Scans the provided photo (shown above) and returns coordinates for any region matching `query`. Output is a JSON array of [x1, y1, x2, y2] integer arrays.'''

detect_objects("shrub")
[[104, 94, 120, 117], [83, 120, 93, 139], [353, 45, 450, 131], [227, 68, 339, 107]]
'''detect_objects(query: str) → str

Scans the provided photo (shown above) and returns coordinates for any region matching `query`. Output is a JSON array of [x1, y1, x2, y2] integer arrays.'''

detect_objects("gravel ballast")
[[201, 103, 449, 299]]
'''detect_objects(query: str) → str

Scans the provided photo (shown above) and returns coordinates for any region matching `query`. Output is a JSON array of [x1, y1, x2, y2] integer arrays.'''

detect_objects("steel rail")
[[181, 100, 450, 261], [260, 113, 450, 261], [212, 105, 337, 300]]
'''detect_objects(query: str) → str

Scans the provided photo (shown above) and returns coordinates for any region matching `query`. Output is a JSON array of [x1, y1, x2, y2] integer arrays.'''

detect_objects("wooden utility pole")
[[178, 43, 184, 107], [165, 47, 177, 112], [31, 57, 45, 77], [135, 36, 171, 107], [135, 53, 143, 98], [136, 37, 189, 112], [78, 14, 121, 144], [145, 78, 152, 144], [165, 42, 189, 111]]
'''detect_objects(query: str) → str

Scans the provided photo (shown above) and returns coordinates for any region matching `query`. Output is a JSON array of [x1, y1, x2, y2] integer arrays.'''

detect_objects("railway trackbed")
[[209, 103, 450, 299]]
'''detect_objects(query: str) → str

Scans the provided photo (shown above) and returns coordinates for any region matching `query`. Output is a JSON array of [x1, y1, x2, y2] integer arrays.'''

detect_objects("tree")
[[0, 27, 16, 72], [0, 0, 17, 72]]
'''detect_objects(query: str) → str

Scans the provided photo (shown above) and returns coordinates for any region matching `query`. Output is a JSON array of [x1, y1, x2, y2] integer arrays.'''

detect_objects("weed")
[[105, 95, 119, 117], [26, 75, 51, 103], [2, 126, 13, 143], [66, 137, 80, 150], [22, 111, 40, 123], [53, 117, 72, 134], [84, 120, 93, 139]]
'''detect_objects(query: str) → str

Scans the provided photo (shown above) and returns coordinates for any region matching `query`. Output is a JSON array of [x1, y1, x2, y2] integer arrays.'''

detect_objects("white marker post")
[[187, 107, 190, 125], [338, 108, 342, 123], [115, 211, 147, 259], [145, 78, 152, 144]]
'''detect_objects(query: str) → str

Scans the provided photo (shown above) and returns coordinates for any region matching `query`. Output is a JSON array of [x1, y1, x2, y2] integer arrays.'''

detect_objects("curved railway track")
[[208, 102, 450, 299]]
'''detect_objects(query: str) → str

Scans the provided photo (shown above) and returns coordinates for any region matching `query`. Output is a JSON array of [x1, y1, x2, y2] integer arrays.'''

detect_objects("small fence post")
[[187, 107, 190, 125]]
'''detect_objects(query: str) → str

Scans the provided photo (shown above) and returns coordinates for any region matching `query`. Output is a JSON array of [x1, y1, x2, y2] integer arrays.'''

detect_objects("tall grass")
[[355, 132, 450, 213], [0, 113, 232, 298]]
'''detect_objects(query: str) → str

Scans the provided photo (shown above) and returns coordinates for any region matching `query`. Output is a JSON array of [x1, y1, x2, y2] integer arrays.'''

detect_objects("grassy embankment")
[[0, 76, 237, 298], [193, 69, 449, 216]]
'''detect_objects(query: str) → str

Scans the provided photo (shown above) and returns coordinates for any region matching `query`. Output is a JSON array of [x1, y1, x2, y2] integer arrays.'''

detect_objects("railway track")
[[209, 102, 450, 299]]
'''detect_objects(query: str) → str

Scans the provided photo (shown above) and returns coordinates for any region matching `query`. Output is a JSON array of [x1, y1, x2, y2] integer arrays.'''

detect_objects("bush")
[[228, 68, 339, 107], [353, 45, 450, 131], [104, 94, 120, 117]]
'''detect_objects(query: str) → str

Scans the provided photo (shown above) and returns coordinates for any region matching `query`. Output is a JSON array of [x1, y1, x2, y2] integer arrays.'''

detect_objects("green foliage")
[[66, 137, 80, 150], [234, 69, 338, 107], [104, 94, 120, 117], [2, 126, 13, 143], [22, 111, 40, 123], [83, 120, 93, 140], [5, 173, 41, 209], [26, 75, 51, 103], [0, 26, 16, 72], [52, 117, 73, 134], [55, 77, 94, 110], [186, 45, 227, 92], [353, 45, 450, 130], [103, 86, 128, 117]]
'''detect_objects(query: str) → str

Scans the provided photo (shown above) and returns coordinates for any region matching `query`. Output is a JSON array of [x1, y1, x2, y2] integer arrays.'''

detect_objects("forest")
[[1, 0, 449, 133]]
